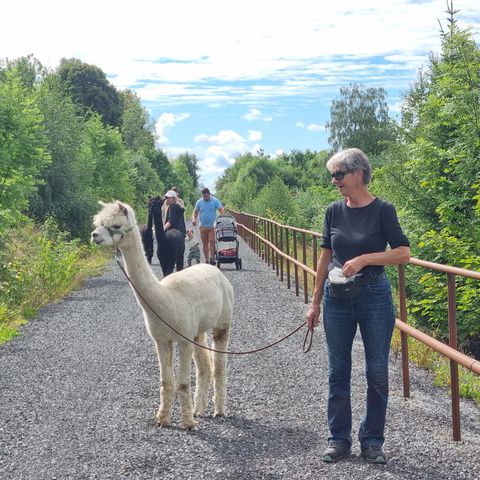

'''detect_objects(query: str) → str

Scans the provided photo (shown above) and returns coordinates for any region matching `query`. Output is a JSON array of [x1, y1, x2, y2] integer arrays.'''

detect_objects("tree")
[[127, 151, 163, 220], [216, 154, 279, 210], [0, 68, 50, 232], [119, 89, 156, 153], [170, 158, 196, 206], [29, 73, 91, 237], [83, 114, 134, 204], [1, 55, 46, 89], [57, 58, 122, 127], [375, 6, 480, 354], [176, 152, 200, 191], [326, 83, 396, 156], [150, 150, 175, 188], [251, 177, 298, 224]]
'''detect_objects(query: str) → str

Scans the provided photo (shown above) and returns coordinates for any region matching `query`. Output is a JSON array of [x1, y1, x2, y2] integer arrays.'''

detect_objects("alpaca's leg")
[[212, 326, 230, 417], [177, 343, 197, 429], [159, 257, 173, 277], [154, 340, 175, 427], [192, 333, 212, 416], [175, 242, 185, 271]]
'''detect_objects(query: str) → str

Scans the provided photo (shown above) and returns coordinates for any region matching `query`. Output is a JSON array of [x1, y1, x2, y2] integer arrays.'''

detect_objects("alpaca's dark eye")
[[112, 225, 121, 229]]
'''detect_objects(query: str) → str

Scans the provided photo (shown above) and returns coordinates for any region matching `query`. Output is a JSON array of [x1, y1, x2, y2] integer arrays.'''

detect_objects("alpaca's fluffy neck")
[[119, 229, 160, 290]]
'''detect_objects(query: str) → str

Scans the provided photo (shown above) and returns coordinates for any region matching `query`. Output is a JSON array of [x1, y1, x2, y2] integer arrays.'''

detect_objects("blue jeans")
[[323, 274, 395, 448]]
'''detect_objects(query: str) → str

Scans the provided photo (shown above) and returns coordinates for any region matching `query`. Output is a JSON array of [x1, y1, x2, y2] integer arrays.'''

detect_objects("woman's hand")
[[341, 256, 364, 277], [306, 304, 322, 331]]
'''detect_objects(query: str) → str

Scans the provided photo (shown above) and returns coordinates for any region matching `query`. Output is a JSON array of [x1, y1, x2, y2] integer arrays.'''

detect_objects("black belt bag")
[[328, 273, 382, 301]]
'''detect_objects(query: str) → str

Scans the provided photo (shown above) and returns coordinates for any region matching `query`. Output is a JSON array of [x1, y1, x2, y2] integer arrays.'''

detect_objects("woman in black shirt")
[[163, 190, 186, 271], [306, 148, 410, 464]]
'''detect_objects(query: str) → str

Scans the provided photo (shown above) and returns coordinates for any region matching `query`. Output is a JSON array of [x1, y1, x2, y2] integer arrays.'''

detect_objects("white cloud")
[[156, 112, 191, 131], [296, 122, 325, 131], [244, 108, 273, 122], [156, 135, 169, 146], [194, 130, 246, 146], [155, 112, 190, 145], [191, 128, 265, 188], [251, 144, 263, 155], [248, 130, 262, 142], [4, 1, 476, 109], [307, 124, 325, 132]]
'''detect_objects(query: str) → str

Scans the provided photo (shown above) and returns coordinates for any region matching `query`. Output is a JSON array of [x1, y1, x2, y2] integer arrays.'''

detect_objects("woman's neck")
[[345, 187, 375, 208]]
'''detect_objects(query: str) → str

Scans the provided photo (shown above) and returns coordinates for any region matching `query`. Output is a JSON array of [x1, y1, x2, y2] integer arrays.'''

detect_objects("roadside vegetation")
[[0, 218, 110, 344]]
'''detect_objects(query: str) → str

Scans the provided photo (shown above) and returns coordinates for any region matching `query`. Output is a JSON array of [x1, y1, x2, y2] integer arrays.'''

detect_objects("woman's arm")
[[341, 246, 410, 277], [306, 248, 332, 329]]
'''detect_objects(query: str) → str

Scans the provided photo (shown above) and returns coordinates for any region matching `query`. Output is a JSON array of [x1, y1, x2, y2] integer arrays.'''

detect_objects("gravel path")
[[1, 238, 479, 480]]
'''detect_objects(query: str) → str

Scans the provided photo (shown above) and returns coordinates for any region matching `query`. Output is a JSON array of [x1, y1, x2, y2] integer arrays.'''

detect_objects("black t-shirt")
[[320, 198, 410, 275], [166, 203, 186, 237]]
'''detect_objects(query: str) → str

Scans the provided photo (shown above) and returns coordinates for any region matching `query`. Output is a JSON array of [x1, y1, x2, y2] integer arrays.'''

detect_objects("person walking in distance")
[[305, 148, 410, 464], [163, 190, 186, 271], [162, 186, 185, 223], [192, 188, 224, 264]]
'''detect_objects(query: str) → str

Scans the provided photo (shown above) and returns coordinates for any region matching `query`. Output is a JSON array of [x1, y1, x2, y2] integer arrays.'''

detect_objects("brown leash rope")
[[115, 256, 313, 354]]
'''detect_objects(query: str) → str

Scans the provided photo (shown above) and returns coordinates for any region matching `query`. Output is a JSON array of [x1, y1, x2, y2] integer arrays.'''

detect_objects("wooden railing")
[[229, 210, 480, 441]]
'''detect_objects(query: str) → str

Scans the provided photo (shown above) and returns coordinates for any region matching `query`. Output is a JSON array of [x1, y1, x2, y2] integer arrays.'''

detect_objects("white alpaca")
[[91, 201, 234, 429]]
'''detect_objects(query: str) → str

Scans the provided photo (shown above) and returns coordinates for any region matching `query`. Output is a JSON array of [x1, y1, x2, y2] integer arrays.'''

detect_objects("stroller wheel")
[[235, 259, 240, 270], [216, 261, 221, 269]]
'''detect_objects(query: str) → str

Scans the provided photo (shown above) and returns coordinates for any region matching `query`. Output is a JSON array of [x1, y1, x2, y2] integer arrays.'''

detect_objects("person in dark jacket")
[[163, 190, 186, 271]]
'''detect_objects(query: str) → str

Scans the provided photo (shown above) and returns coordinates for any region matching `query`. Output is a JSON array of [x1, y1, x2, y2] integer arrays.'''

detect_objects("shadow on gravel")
[[190, 415, 320, 478]]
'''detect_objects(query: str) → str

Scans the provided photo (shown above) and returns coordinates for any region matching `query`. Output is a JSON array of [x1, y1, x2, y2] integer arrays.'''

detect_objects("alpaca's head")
[[91, 201, 137, 248]]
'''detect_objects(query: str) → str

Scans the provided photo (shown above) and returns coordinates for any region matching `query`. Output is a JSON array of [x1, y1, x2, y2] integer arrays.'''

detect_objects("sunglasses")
[[330, 169, 354, 181]]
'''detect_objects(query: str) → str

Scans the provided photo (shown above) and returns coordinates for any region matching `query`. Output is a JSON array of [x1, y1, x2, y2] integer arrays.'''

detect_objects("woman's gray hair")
[[326, 148, 372, 184]]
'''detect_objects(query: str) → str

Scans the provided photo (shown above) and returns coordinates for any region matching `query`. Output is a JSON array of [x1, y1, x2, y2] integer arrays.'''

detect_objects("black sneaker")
[[322, 441, 351, 462], [361, 445, 387, 464]]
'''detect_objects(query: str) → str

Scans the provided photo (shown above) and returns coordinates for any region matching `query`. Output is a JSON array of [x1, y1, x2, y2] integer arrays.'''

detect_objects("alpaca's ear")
[[117, 201, 129, 217], [98, 200, 107, 207]]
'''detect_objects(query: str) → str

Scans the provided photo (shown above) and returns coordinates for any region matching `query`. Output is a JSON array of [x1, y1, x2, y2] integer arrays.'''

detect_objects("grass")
[[0, 219, 111, 345], [391, 328, 480, 406]]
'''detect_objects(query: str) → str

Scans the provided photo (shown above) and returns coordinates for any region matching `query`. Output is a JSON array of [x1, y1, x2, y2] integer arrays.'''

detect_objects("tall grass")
[[0, 217, 110, 344], [391, 328, 480, 406]]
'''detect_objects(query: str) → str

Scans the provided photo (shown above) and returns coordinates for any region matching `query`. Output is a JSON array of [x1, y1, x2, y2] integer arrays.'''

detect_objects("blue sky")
[[1, 0, 479, 189]]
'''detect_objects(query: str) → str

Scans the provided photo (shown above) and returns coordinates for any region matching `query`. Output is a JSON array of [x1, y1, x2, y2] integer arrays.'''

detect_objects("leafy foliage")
[[0, 67, 50, 233], [28, 73, 92, 237], [57, 58, 123, 127], [325, 83, 396, 157], [374, 15, 480, 354], [0, 217, 106, 343], [250, 177, 298, 224]]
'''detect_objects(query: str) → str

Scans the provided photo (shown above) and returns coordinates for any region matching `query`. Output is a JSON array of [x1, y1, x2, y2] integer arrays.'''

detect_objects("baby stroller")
[[214, 214, 242, 270]]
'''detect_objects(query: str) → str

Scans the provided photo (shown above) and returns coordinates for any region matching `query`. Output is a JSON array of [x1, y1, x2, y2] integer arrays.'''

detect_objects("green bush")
[[0, 217, 101, 343]]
